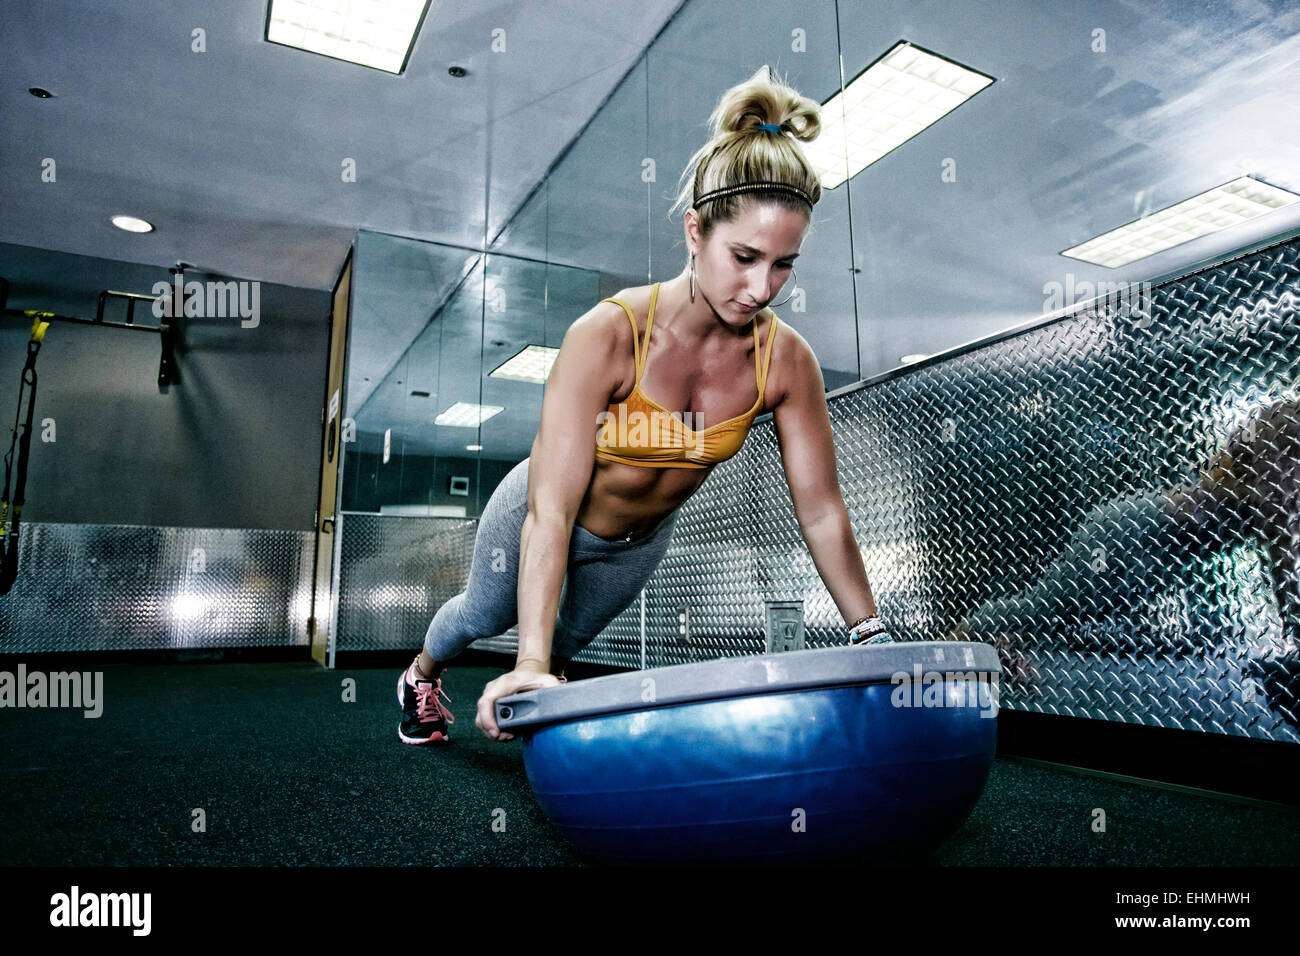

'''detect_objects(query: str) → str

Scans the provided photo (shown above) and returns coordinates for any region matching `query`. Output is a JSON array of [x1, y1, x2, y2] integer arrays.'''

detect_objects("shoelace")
[[415, 679, 454, 725]]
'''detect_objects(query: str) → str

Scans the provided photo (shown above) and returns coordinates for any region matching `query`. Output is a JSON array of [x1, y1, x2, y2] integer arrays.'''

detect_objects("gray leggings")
[[422, 458, 679, 668]]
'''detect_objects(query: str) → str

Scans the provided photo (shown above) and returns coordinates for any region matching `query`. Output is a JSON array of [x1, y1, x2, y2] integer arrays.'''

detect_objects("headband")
[[692, 181, 814, 210]]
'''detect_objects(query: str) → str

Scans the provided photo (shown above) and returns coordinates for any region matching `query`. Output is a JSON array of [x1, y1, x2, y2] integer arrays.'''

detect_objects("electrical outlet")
[[765, 601, 804, 652]]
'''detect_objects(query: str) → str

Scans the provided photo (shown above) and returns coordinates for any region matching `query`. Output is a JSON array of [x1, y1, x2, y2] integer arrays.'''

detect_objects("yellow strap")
[[600, 296, 643, 377], [757, 314, 778, 392], [23, 312, 52, 343]]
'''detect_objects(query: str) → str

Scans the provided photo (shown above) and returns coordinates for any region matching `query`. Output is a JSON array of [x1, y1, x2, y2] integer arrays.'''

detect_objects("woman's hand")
[[475, 661, 561, 741]]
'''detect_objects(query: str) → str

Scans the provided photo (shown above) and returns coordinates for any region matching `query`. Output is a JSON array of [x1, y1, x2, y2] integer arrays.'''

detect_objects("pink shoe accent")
[[415, 678, 455, 726]]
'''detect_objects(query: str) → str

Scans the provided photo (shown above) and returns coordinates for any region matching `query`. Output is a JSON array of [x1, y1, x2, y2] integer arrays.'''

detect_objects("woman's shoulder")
[[573, 286, 645, 320], [762, 307, 805, 356], [604, 284, 655, 317], [759, 312, 817, 406], [584, 285, 654, 339], [562, 289, 644, 356]]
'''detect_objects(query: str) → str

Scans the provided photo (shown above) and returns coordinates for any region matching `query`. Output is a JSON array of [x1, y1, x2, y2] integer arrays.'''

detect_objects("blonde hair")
[[671, 65, 823, 241]]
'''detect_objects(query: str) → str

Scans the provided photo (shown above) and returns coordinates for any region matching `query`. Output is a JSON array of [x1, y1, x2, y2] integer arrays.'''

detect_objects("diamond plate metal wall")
[[0, 523, 315, 651], [581, 238, 1300, 744], [335, 512, 516, 653]]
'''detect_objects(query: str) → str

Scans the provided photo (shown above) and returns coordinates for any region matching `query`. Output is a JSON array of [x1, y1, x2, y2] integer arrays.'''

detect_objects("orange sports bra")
[[594, 282, 778, 470]]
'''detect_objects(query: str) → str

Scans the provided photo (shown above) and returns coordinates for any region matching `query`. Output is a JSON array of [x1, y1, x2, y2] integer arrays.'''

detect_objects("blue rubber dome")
[[497, 641, 1000, 865]]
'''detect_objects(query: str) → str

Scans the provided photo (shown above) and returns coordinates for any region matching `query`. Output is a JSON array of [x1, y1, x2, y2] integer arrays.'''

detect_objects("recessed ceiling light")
[[435, 402, 503, 428], [803, 41, 994, 190], [111, 215, 154, 233], [1061, 176, 1300, 268], [265, 0, 432, 74], [489, 345, 559, 384], [466, 444, 482, 451]]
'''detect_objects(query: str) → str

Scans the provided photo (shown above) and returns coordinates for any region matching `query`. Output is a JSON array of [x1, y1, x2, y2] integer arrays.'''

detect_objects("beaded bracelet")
[[848, 614, 893, 645]]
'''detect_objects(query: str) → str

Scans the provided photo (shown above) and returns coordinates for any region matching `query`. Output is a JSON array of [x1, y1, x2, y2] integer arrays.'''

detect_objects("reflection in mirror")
[[344, 229, 598, 517], [477, 253, 600, 492]]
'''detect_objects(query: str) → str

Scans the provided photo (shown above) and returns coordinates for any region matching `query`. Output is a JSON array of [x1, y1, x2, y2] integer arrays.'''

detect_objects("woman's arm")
[[770, 329, 879, 628], [474, 305, 625, 739]]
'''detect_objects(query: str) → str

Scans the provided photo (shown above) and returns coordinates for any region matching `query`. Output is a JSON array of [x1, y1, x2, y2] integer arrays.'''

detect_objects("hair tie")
[[758, 123, 782, 132]]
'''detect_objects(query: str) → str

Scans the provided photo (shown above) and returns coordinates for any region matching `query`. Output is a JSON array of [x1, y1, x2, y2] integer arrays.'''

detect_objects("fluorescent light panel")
[[1062, 176, 1300, 268], [266, 0, 431, 74], [803, 41, 994, 190], [435, 402, 503, 428], [489, 345, 559, 384]]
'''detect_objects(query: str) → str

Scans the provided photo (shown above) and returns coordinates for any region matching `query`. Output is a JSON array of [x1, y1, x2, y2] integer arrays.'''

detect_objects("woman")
[[398, 67, 891, 745]]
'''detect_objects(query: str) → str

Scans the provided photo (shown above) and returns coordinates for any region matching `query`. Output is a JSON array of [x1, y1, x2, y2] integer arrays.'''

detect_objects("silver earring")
[[690, 254, 696, 302], [769, 268, 798, 308]]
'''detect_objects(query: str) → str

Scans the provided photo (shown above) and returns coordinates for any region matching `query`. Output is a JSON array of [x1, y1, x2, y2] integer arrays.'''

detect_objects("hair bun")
[[711, 67, 821, 144], [669, 66, 824, 227]]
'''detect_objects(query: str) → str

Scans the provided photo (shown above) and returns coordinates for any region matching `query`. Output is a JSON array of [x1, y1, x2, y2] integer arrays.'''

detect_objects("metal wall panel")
[[334, 513, 638, 664], [334, 513, 479, 652], [331, 512, 527, 658], [0, 524, 314, 651]]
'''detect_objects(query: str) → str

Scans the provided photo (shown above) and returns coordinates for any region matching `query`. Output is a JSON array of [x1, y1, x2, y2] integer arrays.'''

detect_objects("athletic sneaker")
[[397, 657, 454, 744]]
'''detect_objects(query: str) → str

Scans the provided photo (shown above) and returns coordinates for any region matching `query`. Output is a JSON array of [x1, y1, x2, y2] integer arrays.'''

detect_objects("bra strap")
[[599, 295, 643, 378], [599, 282, 659, 380], [641, 283, 659, 379], [757, 314, 779, 394]]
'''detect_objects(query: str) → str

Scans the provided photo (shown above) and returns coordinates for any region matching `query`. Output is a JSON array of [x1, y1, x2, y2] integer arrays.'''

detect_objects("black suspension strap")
[[0, 313, 51, 595]]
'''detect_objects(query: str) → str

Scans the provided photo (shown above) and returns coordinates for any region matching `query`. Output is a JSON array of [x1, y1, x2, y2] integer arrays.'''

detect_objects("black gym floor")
[[1, 656, 1297, 867]]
